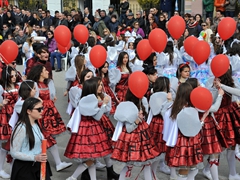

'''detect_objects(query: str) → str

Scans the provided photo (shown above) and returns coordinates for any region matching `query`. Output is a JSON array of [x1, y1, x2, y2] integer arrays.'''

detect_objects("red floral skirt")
[[100, 114, 115, 146], [165, 131, 203, 167], [200, 114, 222, 155], [214, 106, 236, 148], [229, 102, 240, 144], [38, 100, 66, 148], [64, 115, 113, 160], [111, 121, 160, 166], [0, 105, 13, 140], [149, 114, 167, 153]]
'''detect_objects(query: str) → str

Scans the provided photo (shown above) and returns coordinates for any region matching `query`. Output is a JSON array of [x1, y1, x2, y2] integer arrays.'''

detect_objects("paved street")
[[1, 65, 239, 180]]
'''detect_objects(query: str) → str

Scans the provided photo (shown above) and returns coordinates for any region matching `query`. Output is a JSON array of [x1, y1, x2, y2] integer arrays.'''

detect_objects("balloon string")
[[0, 53, 10, 65]]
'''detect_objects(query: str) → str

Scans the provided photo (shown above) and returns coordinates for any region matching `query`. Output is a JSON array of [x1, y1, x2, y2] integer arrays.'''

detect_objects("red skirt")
[[64, 115, 113, 160], [165, 131, 203, 167], [229, 102, 240, 144], [38, 100, 66, 148], [111, 121, 160, 166], [149, 114, 167, 153], [115, 85, 128, 102], [200, 114, 222, 155], [214, 106, 236, 148], [100, 114, 115, 146], [0, 105, 13, 140]]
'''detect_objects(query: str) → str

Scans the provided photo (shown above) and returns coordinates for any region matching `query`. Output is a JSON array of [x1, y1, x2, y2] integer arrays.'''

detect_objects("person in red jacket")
[[214, 0, 227, 14]]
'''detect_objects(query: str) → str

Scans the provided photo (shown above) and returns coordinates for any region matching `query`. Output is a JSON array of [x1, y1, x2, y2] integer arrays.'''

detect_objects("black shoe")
[[55, 69, 62, 72], [52, 67, 55, 70], [107, 166, 119, 180], [81, 169, 90, 180]]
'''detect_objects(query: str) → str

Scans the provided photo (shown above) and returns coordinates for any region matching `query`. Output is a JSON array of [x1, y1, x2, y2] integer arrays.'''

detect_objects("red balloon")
[[190, 87, 213, 111], [0, 40, 18, 64], [184, 36, 199, 56], [192, 41, 210, 65], [54, 25, 71, 47], [57, 42, 71, 54], [168, 16, 186, 40], [89, 45, 107, 68], [136, 39, 152, 60], [149, 28, 167, 53], [128, 71, 149, 98], [211, 54, 230, 77], [218, 17, 236, 40], [73, 24, 89, 44]]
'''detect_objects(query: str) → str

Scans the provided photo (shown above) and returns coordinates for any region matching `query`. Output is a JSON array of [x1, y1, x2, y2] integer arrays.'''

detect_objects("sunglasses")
[[11, 62, 16, 65], [202, 24, 206, 27], [47, 33, 52, 35], [33, 107, 44, 112], [3, 26, 7, 28]]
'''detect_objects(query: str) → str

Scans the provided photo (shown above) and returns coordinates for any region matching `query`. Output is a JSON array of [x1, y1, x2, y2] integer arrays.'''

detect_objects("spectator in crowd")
[[4, 11, 15, 30], [160, 0, 172, 19], [93, 13, 107, 38], [123, 12, 135, 28], [225, 0, 237, 17], [206, 17, 215, 33], [22, 36, 35, 59], [158, 13, 167, 31], [45, 30, 57, 54], [8, 33, 15, 41], [149, 8, 159, 24], [50, 50, 66, 72], [132, 21, 145, 38], [67, 14, 73, 30], [184, 13, 191, 25], [24, 10, 34, 25], [163, 11, 169, 21], [55, 12, 68, 27], [71, 14, 81, 31], [149, 17, 158, 32], [119, 0, 129, 24], [13, 24, 21, 37], [214, 0, 227, 15], [84, 7, 94, 25], [187, 16, 201, 37], [83, 16, 92, 29], [0, 8, 4, 31], [24, 24, 37, 37], [15, 29, 27, 64], [108, 4, 119, 20], [203, 0, 214, 18], [109, 14, 119, 33], [135, 11, 144, 29], [52, 10, 59, 26], [199, 21, 213, 42], [213, 10, 223, 27], [70, 9, 77, 17], [30, 12, 41, 26], [2, 24, 11, 40], [46, 10, 54, 21], [100, 10, 111, 30], [14, 8, 23, 26], [40, 10, 52, 28], [195, 14, 203, 27]]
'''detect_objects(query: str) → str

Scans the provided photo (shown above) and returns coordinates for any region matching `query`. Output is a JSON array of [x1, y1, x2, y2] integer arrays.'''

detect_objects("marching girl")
[[163, 83, 206, 180], [186, 78, 224, 180], [27, 65, 72, 172], [65, 77, 118, 180], [176, 63, 191, 84], [0, 66, 19, 179], [147, 76, 173, 177], [213, 67, 240, 180], [111, 88, 160, 180], [113, 52, 132, 102], [97, 62, 119, 114]]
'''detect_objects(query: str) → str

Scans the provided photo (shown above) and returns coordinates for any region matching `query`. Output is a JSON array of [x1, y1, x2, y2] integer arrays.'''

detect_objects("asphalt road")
[[1, 65, 239, 180]]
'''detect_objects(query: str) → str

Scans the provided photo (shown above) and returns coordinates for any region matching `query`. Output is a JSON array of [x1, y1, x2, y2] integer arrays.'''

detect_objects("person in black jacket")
[[100, 10, 111, 30], [84, 7, 94, 25], [109, 14, 119, 33], [55, 12, 68, 27], [135, 11, 144, 29], [119, 0, 129, 24]]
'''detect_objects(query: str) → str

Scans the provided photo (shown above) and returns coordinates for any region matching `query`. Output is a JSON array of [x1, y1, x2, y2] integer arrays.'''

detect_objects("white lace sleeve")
[[10, 125, 35, 161], [221, 84, 240, 97], [69, 86, 82, 108]]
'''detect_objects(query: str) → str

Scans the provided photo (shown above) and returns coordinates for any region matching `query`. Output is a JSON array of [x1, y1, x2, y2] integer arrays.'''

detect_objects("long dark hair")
[[186, 78, 198, 89], [19, 81, 35, 99], [80, 69, 93, 84], [125, 88, 147, 118], [11, 97, 41, 150], [170, 83, 193, 119], [98, 61, 110, 84], [153, 76, 170, 93], [117, 52, 132, 73], [143, 52, 156, 67], [218, 65, 234, 87], [46, 30, 54, 46], [81, 77, 99, 98], [27, 65, 49, 84], [176, 63, 190, 79], [164, 41, 174, 65], [1, 66, 16, 88]]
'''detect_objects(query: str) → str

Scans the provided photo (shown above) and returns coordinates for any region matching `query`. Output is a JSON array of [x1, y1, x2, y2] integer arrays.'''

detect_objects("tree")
[[137, 0, 160, 9]]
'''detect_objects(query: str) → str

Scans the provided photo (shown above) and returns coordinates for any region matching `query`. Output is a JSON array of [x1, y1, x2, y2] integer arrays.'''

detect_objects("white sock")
[[72, 163, 87, 179], [48, 144, 61, 166], [88, 164, 97, 180], [159, 154, 166, 168], [151, 160, 160, 179], [235, 144, 240, 159], [0, 149, 7, 170], [170, 167, 177, 179], [119, 166, 128, 180], [9, 159, 14, 175], [227, 149, 237, 176], [186, 169, 198, 180], [209, 159, 219, 180], [143, 165, 152, 180], [103, 156, 112, 168], [177, 176, 187, 180]]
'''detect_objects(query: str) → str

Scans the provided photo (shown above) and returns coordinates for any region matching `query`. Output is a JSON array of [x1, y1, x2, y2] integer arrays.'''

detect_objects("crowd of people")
[[0, 0, 239, 180]]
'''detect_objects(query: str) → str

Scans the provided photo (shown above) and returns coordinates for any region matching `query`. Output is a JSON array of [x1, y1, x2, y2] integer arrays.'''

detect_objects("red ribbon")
[[125, 166, 133, 177], [209, 159, 219, 167]]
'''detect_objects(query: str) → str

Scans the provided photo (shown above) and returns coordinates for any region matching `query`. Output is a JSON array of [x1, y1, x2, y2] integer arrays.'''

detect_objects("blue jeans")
[[50, 52, 66, 69], [225, 11, 235, 17], [206, 11, 213, 18]]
